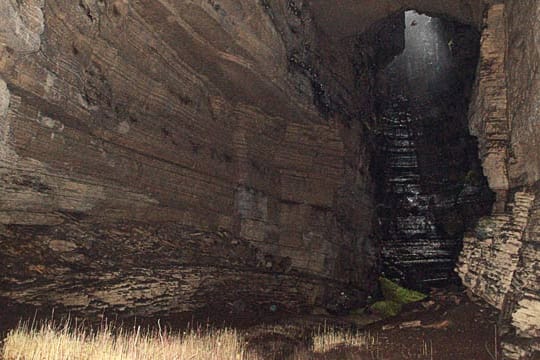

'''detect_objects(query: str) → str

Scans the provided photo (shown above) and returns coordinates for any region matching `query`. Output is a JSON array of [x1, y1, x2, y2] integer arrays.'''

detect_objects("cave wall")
[[457, 3, 540, 358], [506, 0, 540, 189], [0, 0, 380, 315], [467, 3, 509, 212]]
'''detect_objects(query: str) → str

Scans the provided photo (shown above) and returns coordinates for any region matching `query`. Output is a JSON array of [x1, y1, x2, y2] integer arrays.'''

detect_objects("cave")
[[0, 0, 539, 358]]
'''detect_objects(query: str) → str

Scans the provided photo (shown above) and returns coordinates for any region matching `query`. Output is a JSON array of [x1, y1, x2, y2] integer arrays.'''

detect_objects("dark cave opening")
[[372, 11, 495, 290]]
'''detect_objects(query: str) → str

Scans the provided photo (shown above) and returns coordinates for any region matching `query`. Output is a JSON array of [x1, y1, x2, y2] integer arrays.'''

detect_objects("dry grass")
[[312, 326, 376, 353], [1, 319, 435, 359], [2, 319, 247, 360]]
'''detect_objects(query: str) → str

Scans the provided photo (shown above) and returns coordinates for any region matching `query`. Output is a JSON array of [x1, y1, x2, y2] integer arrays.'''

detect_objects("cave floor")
[[241, 288, 501, 359], [0, 288, 500, 359], [357, 289, 501, 360]]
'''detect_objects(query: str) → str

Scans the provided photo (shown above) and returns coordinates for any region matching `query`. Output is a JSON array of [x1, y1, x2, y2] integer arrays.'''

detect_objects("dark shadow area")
[[373, 11, 495, 290]]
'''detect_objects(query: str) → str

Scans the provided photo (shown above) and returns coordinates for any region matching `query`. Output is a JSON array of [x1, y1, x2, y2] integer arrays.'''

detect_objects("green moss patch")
[[369, 300, 402, 317], [379, 277, 427, 305]]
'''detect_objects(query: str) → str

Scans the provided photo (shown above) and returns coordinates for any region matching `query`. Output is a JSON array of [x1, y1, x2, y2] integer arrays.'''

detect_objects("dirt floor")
[[0, 287, 502, 359], [241, 287, 501, 360]]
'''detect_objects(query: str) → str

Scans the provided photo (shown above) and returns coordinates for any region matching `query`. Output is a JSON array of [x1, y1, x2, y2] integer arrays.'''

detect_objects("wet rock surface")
[[375, 97, 493, 289], [374, 12, 493, 289]]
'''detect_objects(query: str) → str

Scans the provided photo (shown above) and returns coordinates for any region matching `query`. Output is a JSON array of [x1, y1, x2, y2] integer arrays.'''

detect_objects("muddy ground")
[[242, 288, 502, 359], [0, 287, 505, 359]]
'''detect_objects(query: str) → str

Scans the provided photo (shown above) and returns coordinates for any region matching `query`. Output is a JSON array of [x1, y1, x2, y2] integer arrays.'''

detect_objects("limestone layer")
[[458, 3, 540, 358], [0, 0, 379, 315]]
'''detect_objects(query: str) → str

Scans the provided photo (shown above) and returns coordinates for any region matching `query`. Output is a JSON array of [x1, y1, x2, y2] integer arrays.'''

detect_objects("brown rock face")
[[506, 0, 540, 188], [457, 3, 540, 358], [468, 4, 509, 211], [0, 0, 379, 316]]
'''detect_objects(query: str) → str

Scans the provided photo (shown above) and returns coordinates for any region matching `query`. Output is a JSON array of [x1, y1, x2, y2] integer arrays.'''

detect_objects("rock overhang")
[[308, 0, 492, 39]]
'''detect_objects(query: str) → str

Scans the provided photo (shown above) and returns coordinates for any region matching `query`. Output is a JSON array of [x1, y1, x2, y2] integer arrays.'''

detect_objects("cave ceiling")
[[308, 0, 496, 38]]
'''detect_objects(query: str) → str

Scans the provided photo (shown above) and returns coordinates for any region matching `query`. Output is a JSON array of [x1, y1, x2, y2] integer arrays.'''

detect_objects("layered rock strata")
[[0, 0, 381, 315], [502, 194, 540, 358], [457, 192, 535, 308], [1, 222, 357, 316], [458, 2, 540, 358], [468, 4, 509, 212], [458, 191, 539, 359]]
